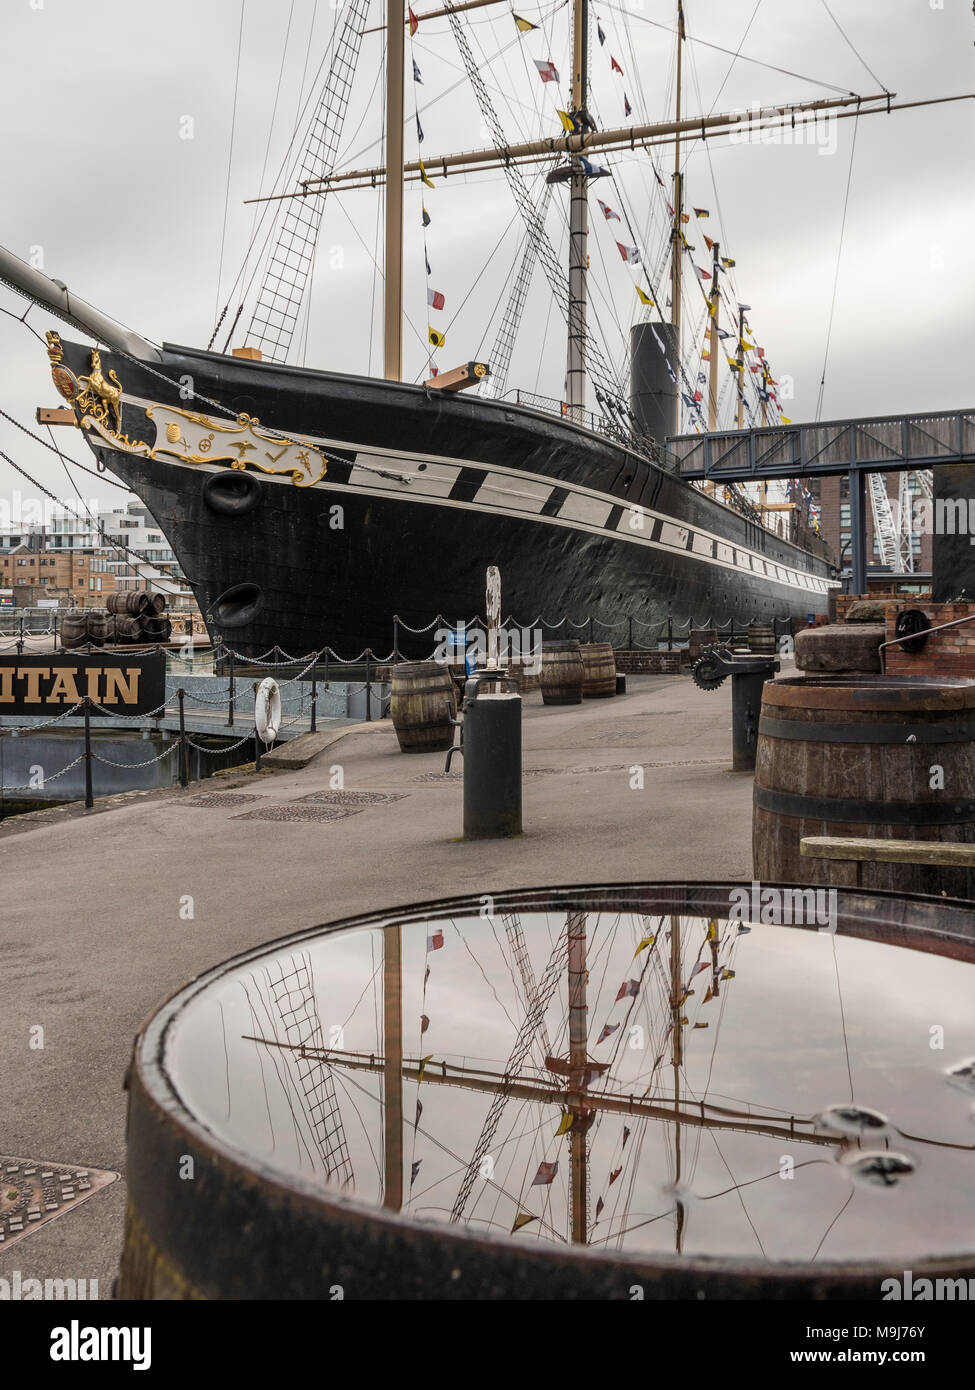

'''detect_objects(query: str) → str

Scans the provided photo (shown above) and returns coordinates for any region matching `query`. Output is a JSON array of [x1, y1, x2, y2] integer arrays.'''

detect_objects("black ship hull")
[[56, 339, 833, 659]]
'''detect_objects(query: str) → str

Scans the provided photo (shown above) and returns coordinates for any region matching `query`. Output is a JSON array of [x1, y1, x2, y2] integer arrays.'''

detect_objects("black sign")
[[0, 652, 167, 718]]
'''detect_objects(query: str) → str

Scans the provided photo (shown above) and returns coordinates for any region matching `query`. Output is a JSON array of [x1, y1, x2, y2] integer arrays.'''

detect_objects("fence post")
[[365, 649, 373, 722], [83, 697, 94, 810], [177, 688, 189, 788], [628, 615, 634, 651], [310, 665, 318, 733], [226, 649, 235, 727], [17, 616, 24, 656], [393, 616, 400, 664], [667, 617, 673, 651], [588, 616, 594, 643], [53, 613, 59, 651]]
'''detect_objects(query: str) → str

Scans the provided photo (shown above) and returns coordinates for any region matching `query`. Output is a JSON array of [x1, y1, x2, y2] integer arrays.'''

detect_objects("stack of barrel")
[[60, 593, 172, 649], [540, 641, 618, 705]]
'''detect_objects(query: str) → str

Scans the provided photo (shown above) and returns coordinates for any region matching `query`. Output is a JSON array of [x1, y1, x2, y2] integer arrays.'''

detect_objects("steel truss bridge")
[[667, 407, 975, 594]]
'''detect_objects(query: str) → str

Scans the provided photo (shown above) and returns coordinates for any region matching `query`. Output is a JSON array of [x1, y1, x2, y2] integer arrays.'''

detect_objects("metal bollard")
[[445, 672, 522, 838], [691, 646, 779, 772]]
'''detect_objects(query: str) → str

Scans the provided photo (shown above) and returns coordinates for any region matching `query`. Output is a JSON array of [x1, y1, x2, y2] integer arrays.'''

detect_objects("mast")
[[736, 304, 745, 431], [566, 911, 589, 1244], [566, 0, 589, 423], [384, 0, 406, 380], [670, 914, 684, 1255], [670, 3, 685, 369], [382, 925, 404, 1209], [707, 240, 720, 434]]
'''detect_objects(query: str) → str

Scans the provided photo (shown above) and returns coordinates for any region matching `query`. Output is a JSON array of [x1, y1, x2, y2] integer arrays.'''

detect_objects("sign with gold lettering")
[[0, 653, 166, 718]]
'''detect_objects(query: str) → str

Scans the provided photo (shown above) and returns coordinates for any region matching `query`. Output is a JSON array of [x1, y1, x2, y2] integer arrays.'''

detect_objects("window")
[[77, 558, 85, 566], [17, 559, 26, 566], [77, 578, 84, 586]]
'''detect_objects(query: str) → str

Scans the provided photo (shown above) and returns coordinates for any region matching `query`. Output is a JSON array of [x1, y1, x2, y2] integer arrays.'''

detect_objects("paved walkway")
[[0, 672, 753, 1293]]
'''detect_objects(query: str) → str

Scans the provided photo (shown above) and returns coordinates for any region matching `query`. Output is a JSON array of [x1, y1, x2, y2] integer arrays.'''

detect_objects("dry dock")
[[0, 671, 754, 1292]]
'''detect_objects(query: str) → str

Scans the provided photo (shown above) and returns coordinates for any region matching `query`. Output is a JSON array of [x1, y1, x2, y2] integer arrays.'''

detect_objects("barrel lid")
[[764, 675, 975, 713]]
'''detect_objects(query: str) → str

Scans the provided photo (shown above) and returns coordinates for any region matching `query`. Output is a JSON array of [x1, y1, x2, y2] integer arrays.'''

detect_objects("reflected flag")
[[417, 1054, 433, 1084], [595, 1196, 605, 1218], [616, 979, 640, 1001], [532, 1160, 559, 1186], [511, 1212, 536, 1233], [427, 928, 444, 951], [420, 1013, 430, 1034], [609, 1166, 622, 1185], [411, 1160, 422, 1186], [622, 1126, 631, 1148], [597, 1021, 621, 1044], [555, 1112, 574, 1136]]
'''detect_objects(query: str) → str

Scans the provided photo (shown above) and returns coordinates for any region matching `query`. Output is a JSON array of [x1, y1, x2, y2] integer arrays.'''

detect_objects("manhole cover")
[[232, 804, 361, 823], [411, 771, 461, 783], [186, 792, 264, 808], [294, 790, 408, 807], [0, 1156, 118, 1249]]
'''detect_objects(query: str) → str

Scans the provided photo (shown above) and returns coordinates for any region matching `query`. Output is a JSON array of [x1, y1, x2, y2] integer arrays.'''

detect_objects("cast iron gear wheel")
[[692, 650, 728, 692]]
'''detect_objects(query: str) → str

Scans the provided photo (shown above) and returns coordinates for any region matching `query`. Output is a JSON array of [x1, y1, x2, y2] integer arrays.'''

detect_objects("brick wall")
[[614, 650, 682, 675], [883, 601, 975, 677]]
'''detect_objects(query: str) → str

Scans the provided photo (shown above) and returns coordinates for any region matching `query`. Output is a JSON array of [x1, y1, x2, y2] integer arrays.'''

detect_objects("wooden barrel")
[[113, 614, 144, 642], [108, 591, 150, 615], [85, 609, 109, 644], [142, 616, 172, 642], [389, 661, 457, 753], [579, 642, 617, 698], [59, 612, 88, 649], [540, 641, 584, 706], [754, 675, 975, 898], [747, 624, 777, 655], [145, 593, 167, 614]]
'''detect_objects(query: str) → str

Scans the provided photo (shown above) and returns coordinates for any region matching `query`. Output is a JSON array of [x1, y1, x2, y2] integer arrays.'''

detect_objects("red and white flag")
[[616, 242, 640, 265], [408, 6, 419, 35], [598, 199, 620, 222], [534, 58, 559, 83], [427, 929, 444, 952], [597, 1022, 620, 1044], [694, 264, 712, 281], [532, 1160, 559, 1186], [610, 56, 624, 75], [427, 288, 445, 311], [616, 979, 640, 1002]]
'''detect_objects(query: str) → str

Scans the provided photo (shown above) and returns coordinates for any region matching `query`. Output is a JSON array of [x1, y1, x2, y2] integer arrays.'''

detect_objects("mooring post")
[[310, 663, 318, 733], [667, 617, 673, 651], [392, 615, 400, 664], [82, 696, 94, 810], [16, 616, 24, 655], [365, 650, 373, 722], [628, 615, 634, 651], [53, 613, 59, 651], [176, 688, 188, 788], [226, 648, 235, 727]]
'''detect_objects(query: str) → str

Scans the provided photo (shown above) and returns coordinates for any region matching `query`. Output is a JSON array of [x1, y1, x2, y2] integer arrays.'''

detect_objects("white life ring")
[[255, 677, 281, 745]]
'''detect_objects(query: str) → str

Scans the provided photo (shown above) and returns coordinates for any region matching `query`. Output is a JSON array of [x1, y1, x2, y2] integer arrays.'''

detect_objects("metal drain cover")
[[186, 792, 264, 808], [0, 1156, 118, 1249], [232, 803, 361, 823], [294, 790, 407, 806]]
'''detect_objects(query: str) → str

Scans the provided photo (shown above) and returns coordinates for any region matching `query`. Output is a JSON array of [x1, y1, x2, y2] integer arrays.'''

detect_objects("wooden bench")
[[800, 835, 975, 886]]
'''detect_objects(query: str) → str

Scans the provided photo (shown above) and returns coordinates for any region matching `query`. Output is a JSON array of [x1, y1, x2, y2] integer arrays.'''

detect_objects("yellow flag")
[[703, 234, 714, 251], [708, 299, 716, 319], [428, 327, 445, 348], [680, 212, 690, 223], [419, 160, 434, 188], [780, 415, 792, 425], [417, 1053, 433, 1084], [511, 1213, 536, 1233], [556, 109, 576, 133], [635, 286, 654, 306], [514, 14, 537, 32], [706, 919, 718, 940], [633, 934, 656, 958], [693, 1021, 709, 1029], [556, 1112, 574, 1136]]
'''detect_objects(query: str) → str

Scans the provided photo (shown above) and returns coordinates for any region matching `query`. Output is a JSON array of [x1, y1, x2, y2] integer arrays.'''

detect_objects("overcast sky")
[[1, 0, 973, 516]]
